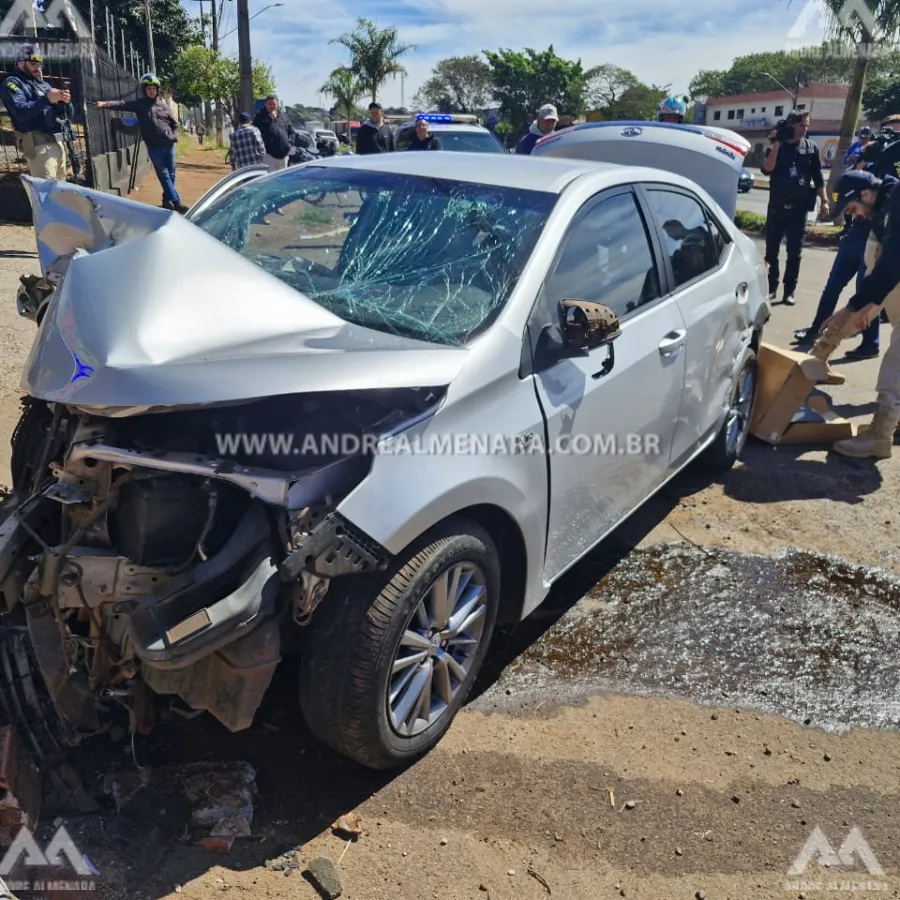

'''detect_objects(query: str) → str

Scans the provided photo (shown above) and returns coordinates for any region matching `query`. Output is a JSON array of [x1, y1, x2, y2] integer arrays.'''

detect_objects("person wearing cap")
[[844, 125, 874, 168], [95, 73, 186, 213], [516, 103, 559, 154], [796, 118, 900, 359], [0, 43, 74, 180], [814, 169, 900, 458], [858, 113, 900, 180], [253, 93, 295, 171], [356, 102, 395, 154], [227, 112, 266, 170]]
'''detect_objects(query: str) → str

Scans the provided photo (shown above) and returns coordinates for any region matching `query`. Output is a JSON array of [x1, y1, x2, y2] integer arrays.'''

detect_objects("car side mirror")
[[559, 299, 621, 355]]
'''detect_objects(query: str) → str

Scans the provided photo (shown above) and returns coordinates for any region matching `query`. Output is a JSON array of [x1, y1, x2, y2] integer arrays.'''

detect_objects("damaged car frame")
[[2, 153, 769, 770]]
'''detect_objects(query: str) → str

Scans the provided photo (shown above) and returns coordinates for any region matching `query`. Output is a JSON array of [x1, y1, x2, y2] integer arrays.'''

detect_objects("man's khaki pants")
[[839, 235, 900, 417], [16, 131, 67, 180], [265, 154, 288, 172]]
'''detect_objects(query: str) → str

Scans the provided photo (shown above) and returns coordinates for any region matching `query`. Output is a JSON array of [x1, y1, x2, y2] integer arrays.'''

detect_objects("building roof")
[[706, 82, 850, 106]]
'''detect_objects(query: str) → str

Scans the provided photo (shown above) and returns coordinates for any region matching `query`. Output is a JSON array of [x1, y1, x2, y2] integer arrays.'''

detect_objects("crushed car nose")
[[127, 501, 278, 669]]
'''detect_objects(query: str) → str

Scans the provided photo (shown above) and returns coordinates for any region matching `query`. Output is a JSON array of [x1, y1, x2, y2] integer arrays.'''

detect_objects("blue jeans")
[[148, 144, 181, 207], [807, 218, 879, 347]]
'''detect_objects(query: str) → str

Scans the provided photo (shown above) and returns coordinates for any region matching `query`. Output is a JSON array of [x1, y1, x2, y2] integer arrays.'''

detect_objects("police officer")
[[761, 111, 830, 306], [0, 43, 74, 180], [818, 169, 900, 459]]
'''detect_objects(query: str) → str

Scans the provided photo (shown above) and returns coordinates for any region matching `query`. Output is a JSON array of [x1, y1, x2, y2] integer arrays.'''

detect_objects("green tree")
[[483, 45, 585, 134], [584, 64, 640, 111], [173, 46, 275, 131], [172, 45, 223, 106], [583, 64, 669, 119], [688, 43, 900, 104], [863, 73, 900, 118], [331, 17, 416, 103], [804, 0, 900, 196], [319, 66, 366, 121], [689, 69, 728, 101], [412, 55, 493, 113], [105, 0, 202, 85], [219, 57, 277, 124], [607, 83, 670, 120]]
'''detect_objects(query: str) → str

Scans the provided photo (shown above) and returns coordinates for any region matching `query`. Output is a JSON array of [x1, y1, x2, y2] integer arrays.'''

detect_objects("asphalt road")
[[736, 186, 770, 215]]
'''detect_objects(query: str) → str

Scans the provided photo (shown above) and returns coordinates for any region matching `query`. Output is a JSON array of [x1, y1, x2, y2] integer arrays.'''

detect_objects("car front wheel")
[[298, 519, 500, 770]]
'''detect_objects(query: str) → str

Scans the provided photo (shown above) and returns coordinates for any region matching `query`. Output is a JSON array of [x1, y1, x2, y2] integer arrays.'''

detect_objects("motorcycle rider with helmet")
[[94, 73, 188, 213], [658, 96, 687, 124]]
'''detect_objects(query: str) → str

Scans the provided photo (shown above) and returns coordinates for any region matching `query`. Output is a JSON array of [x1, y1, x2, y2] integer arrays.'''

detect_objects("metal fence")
[[0, 35, 139, 185]]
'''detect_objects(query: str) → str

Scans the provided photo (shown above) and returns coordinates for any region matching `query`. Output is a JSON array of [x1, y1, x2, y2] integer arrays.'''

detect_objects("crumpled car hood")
[[20, 177, 467, 415]]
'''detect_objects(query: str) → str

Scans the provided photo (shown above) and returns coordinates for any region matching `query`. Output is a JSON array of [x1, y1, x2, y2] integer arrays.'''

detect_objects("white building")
[[704, 83, 872, 167]]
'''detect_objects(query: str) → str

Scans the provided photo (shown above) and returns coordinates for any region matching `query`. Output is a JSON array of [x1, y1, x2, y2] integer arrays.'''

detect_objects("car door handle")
[[658, 329, 686, 358]]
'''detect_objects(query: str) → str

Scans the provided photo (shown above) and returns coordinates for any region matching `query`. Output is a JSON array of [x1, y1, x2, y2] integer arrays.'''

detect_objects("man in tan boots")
[[817, 169, 900, 458]]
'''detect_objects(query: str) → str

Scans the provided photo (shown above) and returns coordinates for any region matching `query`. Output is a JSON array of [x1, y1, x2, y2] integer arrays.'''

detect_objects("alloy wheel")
[[725, 363, 756, 457], [388, 562, 488, 738]]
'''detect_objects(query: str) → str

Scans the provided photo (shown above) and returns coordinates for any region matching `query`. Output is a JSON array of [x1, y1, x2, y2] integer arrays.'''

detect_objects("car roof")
[[296, 152, 697, 196]]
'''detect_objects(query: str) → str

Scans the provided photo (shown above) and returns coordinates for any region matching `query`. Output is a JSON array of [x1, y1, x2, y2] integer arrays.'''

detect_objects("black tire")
[[700, 348, 758, 472], [298, 519, 500, 770], [10, 397, 54, 496]]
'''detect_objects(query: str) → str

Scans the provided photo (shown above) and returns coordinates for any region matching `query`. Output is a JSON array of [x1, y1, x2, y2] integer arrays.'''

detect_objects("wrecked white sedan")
[[3, 152, 769, 770]]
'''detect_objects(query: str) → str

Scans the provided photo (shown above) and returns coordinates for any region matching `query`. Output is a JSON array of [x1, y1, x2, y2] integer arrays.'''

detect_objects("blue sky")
[[207, 0, 830, 109]]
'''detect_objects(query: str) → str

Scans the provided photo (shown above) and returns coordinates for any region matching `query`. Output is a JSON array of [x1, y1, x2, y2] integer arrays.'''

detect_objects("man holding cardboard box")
[[817, 169, 900, 458]]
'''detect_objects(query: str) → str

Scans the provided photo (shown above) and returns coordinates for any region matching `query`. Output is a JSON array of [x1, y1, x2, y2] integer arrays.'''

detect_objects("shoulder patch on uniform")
[[6, 81, 21, 92]]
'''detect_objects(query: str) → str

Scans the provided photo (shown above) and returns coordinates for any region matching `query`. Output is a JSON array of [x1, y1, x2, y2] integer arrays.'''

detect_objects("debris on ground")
[[331, 812, 362, 837], [304, 857, 342, 898], [265, 848, 301, 872], [527, 866, 551, 895], [0, 726, 41, 844], [103, 760, 256, 852]]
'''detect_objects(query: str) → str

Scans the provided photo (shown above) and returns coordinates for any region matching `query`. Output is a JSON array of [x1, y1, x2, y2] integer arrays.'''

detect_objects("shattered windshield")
[[188, 166, 557, 346]]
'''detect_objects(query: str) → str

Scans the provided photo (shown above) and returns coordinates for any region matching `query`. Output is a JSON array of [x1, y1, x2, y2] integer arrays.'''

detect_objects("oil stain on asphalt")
[[483, 542, 900, 732]]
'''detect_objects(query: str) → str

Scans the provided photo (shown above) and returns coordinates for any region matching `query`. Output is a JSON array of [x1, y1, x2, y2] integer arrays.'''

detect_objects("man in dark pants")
[[761, 111, 830, 306], [356, 102, 394, 154], [252, 93, 294, 170], [816, 169, 900, 457], [95, 73, 186, 212], [793, 114, 900, 360]]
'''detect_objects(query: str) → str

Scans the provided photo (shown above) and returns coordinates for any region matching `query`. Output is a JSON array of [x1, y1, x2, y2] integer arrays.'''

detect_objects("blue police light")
[[417, 114, 452, 123]]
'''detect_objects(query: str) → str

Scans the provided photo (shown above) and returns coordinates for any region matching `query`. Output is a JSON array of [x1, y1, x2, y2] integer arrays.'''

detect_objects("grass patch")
[[734, 209, 766, 232], [733, 209, 842, 245], [297, 205, 334, 227]]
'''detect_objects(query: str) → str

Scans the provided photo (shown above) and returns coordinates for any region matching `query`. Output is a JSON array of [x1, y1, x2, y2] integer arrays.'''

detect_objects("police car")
[[393, 113, 508, 153]]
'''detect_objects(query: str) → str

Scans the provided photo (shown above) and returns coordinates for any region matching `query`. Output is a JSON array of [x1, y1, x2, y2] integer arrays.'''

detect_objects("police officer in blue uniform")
[[0, 43, 74, 180]]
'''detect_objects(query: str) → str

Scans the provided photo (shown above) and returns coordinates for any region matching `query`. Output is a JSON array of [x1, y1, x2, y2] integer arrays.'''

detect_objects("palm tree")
[[320, 67, 366, 121], [330, 17, 416, 104], [804, 0, 900, 196]]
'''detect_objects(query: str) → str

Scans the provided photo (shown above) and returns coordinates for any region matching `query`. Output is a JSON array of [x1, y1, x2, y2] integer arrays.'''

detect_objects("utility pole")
[[144, 0, 156, 73], [237, 0, 253, 119], [89, 0, 96, 74], [211, 0, 224, 145]]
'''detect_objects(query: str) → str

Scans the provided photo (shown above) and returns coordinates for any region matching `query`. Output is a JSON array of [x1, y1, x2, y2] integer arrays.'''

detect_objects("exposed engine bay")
[[0, 387, 441, 752]]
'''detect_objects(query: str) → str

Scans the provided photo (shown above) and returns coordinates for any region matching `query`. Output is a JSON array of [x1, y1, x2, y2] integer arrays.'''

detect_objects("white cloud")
[[211, 0, 828, 110]]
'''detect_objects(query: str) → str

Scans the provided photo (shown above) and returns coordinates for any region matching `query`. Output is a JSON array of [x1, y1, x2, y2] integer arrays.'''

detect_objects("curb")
[[738, 227, 840, 247]]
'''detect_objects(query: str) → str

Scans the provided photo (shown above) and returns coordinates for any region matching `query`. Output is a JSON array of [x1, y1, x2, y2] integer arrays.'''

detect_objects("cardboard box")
[[750, 342, 856, 445]]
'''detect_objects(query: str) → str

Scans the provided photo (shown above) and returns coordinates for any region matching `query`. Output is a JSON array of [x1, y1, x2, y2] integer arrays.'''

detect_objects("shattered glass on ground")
[[486, 543, 900, 733], [188, 167, 557, 346]]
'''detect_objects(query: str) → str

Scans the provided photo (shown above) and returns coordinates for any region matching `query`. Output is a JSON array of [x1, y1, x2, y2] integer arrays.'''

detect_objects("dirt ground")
[[0, 148, 898, 900]]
